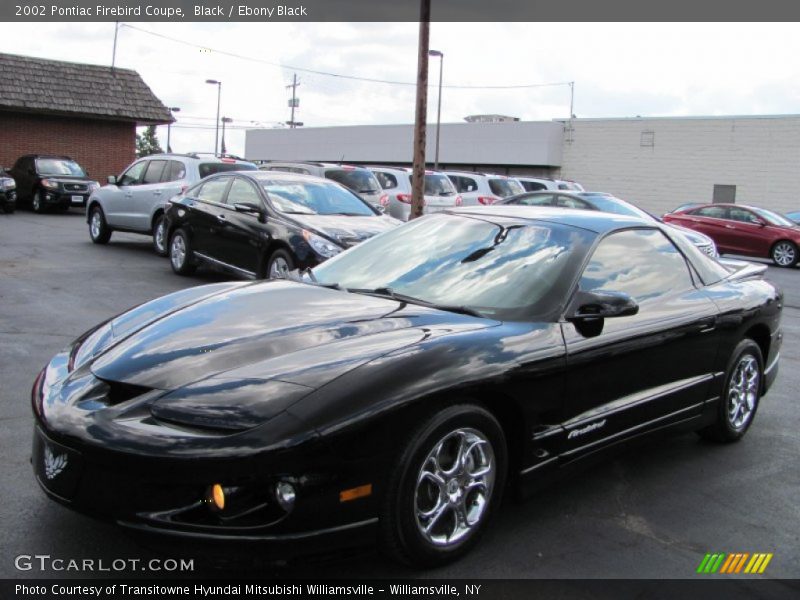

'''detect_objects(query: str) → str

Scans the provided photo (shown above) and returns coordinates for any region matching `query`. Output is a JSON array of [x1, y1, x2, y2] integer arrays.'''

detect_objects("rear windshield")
[[409, 173, 457, 196], [489, 178, 524, 197], [199, 162, 257, 178], [325, 169, 382, 194]]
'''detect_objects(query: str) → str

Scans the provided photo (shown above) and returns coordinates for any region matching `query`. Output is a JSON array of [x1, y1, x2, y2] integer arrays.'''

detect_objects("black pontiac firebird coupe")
[[31, 207, 782, 567]]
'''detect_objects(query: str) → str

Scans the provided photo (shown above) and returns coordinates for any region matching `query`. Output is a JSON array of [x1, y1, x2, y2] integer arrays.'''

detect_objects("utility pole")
[[410, 0, 431, 220], [286, 74, 301, 129], [111, 21, 119, 70]]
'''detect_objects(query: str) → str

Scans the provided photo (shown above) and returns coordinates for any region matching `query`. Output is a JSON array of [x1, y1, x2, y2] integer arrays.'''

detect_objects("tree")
[[136, 125, 163, 158]]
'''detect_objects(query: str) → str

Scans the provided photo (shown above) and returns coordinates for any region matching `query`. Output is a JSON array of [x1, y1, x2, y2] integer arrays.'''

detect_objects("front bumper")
[[41, 188, 89, 207], [0, 190, 16, 208]]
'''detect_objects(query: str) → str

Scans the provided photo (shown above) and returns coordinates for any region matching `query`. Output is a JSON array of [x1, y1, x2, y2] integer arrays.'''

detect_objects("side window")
[[375, 172, 398, 190], [580, 229, 694, 304], [452, 176, 477, 193], [521, 181, 547, 192], [691, 206, 727, 219], [516, 194, 555, 206], [118, 161, 147, 186], [142, 160, 166, 185], [196, 177, 231, 204], [225, 178, 262, 206], [556, 195, 591, 209], [162, 161, 187, 182], [728, 207, 760, 224]]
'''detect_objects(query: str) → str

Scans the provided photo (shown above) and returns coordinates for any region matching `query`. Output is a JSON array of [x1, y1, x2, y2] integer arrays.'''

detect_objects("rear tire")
[[770, 240, 798, 267], [169, 228, 197, 276], [698, 339, 763, 443], [380, 404, 507, 568], [152, 214, 168, 257], [88, 206, 112, 244]]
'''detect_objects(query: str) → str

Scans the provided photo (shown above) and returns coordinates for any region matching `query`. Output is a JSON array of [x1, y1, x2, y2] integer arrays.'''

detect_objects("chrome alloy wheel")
[[269, 256, 290, 279], [171, 234, 186, 270], [154, 219, 166, 253], [727, 354, 760, 430], [90, 211, 102, 239], [772, 242, 796, 266], [414, 428, 495, 547]]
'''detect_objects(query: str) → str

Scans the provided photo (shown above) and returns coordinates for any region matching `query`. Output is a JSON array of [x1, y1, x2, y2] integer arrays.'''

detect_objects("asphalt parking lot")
[[1, 208, 799, 580]]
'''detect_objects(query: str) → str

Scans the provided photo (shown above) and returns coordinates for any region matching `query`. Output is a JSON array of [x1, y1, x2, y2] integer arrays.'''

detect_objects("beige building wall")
[[559, 115, 800, 216]]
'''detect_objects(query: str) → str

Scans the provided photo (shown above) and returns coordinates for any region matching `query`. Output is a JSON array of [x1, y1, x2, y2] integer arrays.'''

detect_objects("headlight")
[[1, 178, 14, 190], [302, 230, 343, 258], [88, 181, 100, 192], [40, 178, 59, 190]]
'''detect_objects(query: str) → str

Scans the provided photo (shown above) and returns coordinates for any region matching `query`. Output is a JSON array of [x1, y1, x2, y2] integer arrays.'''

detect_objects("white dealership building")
[[245, 114, 800, 216]]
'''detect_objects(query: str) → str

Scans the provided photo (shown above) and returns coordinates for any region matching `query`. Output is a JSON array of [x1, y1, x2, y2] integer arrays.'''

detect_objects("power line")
[[120, 23, 573, 91]]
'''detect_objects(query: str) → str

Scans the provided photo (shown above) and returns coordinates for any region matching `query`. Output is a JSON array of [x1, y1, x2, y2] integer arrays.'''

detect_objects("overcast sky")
[[1, 22, 799, 157]]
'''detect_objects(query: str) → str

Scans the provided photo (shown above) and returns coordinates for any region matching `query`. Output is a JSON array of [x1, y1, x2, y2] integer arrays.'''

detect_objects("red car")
[[663, 203, 800, 267]]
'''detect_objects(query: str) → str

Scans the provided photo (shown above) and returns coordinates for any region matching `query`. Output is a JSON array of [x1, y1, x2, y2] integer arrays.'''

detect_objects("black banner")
[[3, 0, 800, 22], [4, 579, 800, 600]]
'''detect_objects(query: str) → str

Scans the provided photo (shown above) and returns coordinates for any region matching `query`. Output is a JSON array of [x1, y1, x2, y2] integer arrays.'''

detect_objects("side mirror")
[[107, 175, 117, 185], [567, 290, 638, 337], [233, 202, 266, 221]]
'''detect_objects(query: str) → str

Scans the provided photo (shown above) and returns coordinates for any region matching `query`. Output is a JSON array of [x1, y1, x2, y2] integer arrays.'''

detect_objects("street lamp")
[[220, 116, 233, 155], [428, 49, 443, 170], [166, 106, 180, 152], [205, 79, 222, 155]]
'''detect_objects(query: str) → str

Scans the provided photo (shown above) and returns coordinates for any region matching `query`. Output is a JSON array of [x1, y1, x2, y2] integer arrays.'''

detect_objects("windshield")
[[751, 207, 796, 227], [488, 178, 525, 197], [262, 180, 375, 216], [409, 173, 457, 196], [313, 213, 595, 320], [325, 169, 382, 194], [580, 194, 654, 221], [199, 162, 257, 178], [36, 158, 86, 177]]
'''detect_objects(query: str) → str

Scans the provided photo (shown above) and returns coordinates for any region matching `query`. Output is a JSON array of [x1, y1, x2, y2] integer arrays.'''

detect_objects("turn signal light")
[[206, 483, 225, 510], [339, 483, 372, 503]]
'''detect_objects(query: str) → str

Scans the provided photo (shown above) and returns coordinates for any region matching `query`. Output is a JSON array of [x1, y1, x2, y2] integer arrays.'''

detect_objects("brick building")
[[0, 52, 172, 180]]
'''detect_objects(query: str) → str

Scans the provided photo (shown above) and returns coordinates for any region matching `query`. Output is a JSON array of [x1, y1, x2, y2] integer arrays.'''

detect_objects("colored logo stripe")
[[697, 553, 773, 574]]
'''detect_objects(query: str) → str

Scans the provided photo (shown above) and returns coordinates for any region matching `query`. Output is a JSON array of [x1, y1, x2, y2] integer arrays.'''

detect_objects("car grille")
[[64, 183, 88, 192]]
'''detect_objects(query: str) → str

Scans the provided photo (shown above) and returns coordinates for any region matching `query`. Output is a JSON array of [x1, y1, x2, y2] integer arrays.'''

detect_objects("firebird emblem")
[[44, 447, 67, 480]]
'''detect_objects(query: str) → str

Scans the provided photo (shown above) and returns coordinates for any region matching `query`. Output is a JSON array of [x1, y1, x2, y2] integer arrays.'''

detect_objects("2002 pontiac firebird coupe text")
[[31, 207, 782, 566]]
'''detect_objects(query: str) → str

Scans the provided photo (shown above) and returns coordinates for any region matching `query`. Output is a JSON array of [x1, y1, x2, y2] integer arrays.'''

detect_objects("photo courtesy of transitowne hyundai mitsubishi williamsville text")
[[15, 584, 468, 596]]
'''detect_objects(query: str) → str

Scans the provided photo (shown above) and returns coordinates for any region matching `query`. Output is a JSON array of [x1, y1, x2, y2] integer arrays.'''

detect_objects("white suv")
[[87, 153, 257, 255], [444, 171, 525, 206], [517, 176, 585, 192], [368, 166, 461, 221]]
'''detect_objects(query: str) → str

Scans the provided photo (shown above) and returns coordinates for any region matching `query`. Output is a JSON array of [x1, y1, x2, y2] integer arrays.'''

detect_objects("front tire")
[[88, 206, 112, 244], [32, 191, 46, 213], [169, 228, 197, 276], [380, 404, 507, 567], [698, 339, 763, 443], [266, 248, 295, 279], [152, 214, 168, 256], [771, 240, 798, 267]]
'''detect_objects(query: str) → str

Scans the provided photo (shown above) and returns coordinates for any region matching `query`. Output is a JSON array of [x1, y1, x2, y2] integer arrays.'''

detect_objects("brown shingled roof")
[[0, 52, 173, 124]]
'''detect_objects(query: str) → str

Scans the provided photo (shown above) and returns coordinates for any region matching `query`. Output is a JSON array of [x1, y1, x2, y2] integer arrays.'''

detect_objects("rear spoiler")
[[718, 258, 768, 281]]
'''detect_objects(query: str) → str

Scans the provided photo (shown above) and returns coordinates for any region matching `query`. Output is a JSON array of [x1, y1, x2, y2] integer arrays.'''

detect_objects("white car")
[[368, 166, 461, 221], [87, 153, 257, 255], [444, 171, 525, 206]]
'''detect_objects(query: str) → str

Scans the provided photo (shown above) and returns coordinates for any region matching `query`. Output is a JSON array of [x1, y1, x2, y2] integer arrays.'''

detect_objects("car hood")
[[89, 280, 494, 392], [288, 214, 400, 247]]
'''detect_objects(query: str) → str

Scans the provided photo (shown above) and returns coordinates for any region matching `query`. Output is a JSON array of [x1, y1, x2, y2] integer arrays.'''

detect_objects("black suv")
[[0, 167, 16, 214], [9, 155, 99, 213]]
